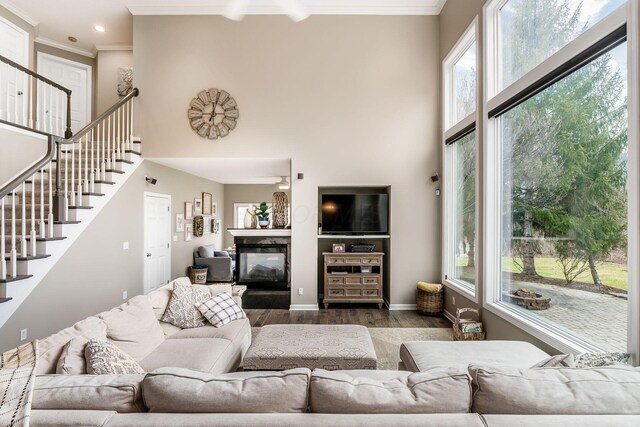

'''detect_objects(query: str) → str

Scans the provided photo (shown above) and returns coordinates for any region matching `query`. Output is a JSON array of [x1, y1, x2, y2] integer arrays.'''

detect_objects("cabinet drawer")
[[344, 258, 363, 265], [363, 289, 379, 297], [362, 276, 379, 285], [360, 257, 380, 265], [345, 288, 362, 297], [327, 288, 344, 297], [328, 276, 345, 285], [326, 257, 345, 265], [345, 276, 362, 285]]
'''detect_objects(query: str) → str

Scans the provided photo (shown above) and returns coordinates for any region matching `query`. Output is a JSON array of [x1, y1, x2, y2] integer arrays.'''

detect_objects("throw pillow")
[[85, 339, 145, 375], [198, 245, 215, 258], [161, 282, 211, 328], [56, 337, 90, 375], [197, 292, 246, 328], [530, 354, 575, 368], [575, 352, 630, 368], [214, 251, 230, 257]]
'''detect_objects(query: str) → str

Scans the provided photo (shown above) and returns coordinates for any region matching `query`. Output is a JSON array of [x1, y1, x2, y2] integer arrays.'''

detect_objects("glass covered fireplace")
[[236, 244, 288, 289]]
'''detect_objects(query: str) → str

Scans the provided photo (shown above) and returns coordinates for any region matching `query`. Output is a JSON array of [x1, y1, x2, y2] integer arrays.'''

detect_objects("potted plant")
[[256, 202, 270, 228]]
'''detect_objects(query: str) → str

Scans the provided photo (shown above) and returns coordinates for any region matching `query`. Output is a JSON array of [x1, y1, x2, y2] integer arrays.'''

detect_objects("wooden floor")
[[246, 306, 451, 328]]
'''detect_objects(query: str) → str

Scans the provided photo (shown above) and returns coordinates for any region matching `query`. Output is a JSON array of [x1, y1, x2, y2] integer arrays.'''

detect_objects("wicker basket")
[[416, 287, 444, 316], [189, 265, 208, 284], [452, 308, 486, 341]]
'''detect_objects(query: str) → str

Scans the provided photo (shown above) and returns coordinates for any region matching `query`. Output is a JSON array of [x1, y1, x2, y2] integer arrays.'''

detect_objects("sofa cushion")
[[139, 338, 235, 374], [142, 367, 311, 413], [37, 316, 107, 375], [30, 410, 117, 427], [85, 339, 145, 375], [400, 341, 550, 372], [32, 373, 145, 413], [198, 245, 215, 258], [147, 282, 179, 320], [309, 367, 472, 414], [470, 364, 640, 414], [98, 295, 165, 362], [161, 282, 211, 329], [168, 318, 250, 342], [481, 415, 640, 427], [197, 292, 246, 327], [55, 337, 90, 375]]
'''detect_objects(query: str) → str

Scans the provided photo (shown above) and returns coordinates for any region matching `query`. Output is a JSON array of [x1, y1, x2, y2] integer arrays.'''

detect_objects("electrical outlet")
[[20, 329, 27, 341], [122, 291, 128, 300], [298, 288, 304, 296], [122, 241, 129, 250], [452, 296, 456, 305]]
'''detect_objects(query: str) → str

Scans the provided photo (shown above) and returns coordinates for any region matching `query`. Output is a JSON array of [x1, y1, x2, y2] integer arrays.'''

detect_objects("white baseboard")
[[388, 303, 417, 311], [443, 309, 455, 323], [289, 304, 319, 311]]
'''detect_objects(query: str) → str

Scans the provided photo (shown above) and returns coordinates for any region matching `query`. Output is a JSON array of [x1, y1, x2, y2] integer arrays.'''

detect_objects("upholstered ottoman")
[[400, 340, 550, 372], [243, 325, 378, 370]]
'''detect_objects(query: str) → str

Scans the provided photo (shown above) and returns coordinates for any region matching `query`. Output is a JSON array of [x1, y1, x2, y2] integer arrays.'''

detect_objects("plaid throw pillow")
[[196, 292, 246, 328]]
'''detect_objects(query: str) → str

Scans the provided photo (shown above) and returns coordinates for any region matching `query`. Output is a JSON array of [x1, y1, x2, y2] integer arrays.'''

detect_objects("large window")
[[485, 0, 630, 352], [443, 20, 479, 297]]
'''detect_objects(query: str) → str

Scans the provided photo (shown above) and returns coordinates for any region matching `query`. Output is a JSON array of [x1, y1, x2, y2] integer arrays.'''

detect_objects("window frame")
[[482, 0, 638, 355], [442, 18, 480, 300]]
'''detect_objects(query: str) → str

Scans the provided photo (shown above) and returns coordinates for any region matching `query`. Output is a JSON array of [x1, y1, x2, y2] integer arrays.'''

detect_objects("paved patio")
[[505, 280, 627, 352]]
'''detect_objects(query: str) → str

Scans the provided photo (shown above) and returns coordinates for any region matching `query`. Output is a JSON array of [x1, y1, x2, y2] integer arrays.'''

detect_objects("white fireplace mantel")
[[227, 228, 292, 238]]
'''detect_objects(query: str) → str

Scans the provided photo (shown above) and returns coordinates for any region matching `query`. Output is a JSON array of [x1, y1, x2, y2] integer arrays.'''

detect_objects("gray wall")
[[223, 184, 291, 248], [0, 160, 224, 351], [439, 0, 558, 354], [96, 50, 133, 115], [133, 15, 441, 307]]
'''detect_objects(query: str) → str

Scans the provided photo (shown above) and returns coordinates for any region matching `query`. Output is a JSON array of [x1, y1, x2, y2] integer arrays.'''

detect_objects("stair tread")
[[4, 254, 50, 261], [0, 275, 32, 283], [125, 150, 141, 156], [83, 192, 105, 196], [23, 236, 67, 242], [69, 206, 93, 210], [0, 297, 12, 304], [105, 169, 125, 174]]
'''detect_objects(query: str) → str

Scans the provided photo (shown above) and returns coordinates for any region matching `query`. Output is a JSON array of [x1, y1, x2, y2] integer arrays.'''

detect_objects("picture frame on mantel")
[[202, 192, 212, 215]]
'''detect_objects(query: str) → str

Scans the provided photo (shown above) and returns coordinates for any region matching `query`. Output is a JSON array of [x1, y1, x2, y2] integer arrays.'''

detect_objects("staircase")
[[0, 54, 142, 327]]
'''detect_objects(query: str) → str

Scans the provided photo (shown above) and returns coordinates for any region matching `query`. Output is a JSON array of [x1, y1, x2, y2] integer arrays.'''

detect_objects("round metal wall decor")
[[188, 88, 238, 140]]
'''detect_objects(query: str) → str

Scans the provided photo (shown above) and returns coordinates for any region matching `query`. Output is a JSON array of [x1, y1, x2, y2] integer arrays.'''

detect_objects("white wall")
[[134, 15, 441, 307]]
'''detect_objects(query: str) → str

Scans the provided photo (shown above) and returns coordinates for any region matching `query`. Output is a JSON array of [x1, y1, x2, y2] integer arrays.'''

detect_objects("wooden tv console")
[[322, 252, 384, 309]]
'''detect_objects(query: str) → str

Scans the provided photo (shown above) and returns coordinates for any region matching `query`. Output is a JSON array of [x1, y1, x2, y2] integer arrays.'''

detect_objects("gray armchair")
[[193, 245, 235, 282]]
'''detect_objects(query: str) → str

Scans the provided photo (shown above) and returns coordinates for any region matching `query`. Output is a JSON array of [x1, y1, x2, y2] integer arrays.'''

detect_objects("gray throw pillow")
[[198, 245, 215, 258], [85, 339, 145, 375], [214, 251, 230, 258], [161, 282, 211, 328]]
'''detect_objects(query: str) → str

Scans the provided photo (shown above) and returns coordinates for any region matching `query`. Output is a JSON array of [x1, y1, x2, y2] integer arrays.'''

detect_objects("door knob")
[[17, 91, 23, 96], [146, 253, 151, 257]]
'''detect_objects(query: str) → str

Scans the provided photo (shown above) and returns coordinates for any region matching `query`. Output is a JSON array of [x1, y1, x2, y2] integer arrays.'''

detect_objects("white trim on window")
[[442, 17, 480, 300], [483, 0, 634, 355]]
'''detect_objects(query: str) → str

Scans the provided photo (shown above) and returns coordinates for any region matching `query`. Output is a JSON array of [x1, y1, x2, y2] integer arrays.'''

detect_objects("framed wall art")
[[185, 202, 193, 220], [185, 223, 193, 241], [176, 213, 185, 232], [203, 216, 212, 234], [194, 198, 203, 215], [202, 192, 212, 215]]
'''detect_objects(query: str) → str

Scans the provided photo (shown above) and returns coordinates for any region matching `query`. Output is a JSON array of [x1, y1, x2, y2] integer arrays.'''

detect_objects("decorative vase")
[[258, 218, 270, 229], [272, 192, 289, 229], [243, 206, 257, 229]]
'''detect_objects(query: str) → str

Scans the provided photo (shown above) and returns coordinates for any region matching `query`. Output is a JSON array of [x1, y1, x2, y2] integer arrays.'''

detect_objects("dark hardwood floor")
[[246, 306, 451, 328]]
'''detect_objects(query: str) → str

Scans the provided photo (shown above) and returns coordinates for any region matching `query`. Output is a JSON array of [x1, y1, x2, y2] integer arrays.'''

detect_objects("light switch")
[[122, 241, 129, 250], [173, 235, 178, 242]]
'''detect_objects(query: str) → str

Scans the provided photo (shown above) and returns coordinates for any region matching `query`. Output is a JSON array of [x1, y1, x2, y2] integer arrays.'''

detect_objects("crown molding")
[[0, 0, 38, 26], [127, 0, 446, 16], [96, 44, 133, 51], [35, 36, 97, 59]]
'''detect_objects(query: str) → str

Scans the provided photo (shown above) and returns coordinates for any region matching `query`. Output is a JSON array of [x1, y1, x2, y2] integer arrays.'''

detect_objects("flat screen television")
[[321, 194, 388, 234]]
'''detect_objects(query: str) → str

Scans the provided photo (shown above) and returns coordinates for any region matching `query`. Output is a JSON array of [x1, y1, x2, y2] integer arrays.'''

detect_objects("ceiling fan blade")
[[274, 0, 310, 22], [223, 0, 251, 21]]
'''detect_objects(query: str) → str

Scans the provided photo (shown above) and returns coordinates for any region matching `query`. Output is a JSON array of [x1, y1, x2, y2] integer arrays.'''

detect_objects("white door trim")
[[36, 51, 92, 125], [143, 191, 172, 294]]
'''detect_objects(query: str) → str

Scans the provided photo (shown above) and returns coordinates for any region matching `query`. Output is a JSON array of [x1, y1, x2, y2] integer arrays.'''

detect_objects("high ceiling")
[[1, 0, 447, 57]]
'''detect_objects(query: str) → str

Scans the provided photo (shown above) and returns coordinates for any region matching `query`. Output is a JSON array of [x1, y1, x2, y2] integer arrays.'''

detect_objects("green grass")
[[456, 256, 628, 291], [503, 257, 628, 291]]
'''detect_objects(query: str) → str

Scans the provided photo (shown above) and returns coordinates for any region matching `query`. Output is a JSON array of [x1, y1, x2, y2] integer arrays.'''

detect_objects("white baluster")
[[9, 190, 17, 277], [13, 67, 18, 124], [64, 143, 68, 221], [116, 108, 121, 161], [30, 175, 36, 256], [29, 75, 34, 129], [39, 169, 45, 238], [107, 114, 112, 170], [90, 129, 95, 193], [77, 136, 83, 207], [55, 89, 60, 137], [22, 72, 27, 127], [21, 183, 27, 258], [71, 137, 75, 206], [5, 63, 11, 121], [84, 134, 89, 194], [130, 97, 135, 151], [0, 197, 5, 280], [35, 80, 41, 131], [48, 160, 54, 238], [100, 121, 106, 181], [48, 85, 53, 134]]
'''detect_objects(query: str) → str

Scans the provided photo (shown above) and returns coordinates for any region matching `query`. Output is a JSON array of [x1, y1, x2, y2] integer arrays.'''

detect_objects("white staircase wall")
[[0, 160, 225, 351]]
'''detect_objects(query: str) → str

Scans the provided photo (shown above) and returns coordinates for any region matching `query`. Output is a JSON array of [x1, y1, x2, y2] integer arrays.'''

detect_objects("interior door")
[[144, 193, 171, 294], [37, 52, 91, 135], [0, 16, 29, 126]]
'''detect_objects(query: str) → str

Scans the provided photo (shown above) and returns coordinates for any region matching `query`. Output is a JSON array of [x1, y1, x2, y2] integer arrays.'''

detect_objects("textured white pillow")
[[196, 292, 246, 328], [161, 282, 212, 329], [85, 339, 145, 375]]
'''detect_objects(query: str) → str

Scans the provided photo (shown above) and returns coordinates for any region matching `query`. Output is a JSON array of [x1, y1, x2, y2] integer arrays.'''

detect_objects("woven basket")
[[452, 307, 486, 341], [416, 287, 444, 316], [189, 266, 208, 284]]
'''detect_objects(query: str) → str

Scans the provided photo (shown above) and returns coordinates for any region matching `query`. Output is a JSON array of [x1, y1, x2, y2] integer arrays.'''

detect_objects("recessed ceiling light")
[[94, 25, 105, 33]]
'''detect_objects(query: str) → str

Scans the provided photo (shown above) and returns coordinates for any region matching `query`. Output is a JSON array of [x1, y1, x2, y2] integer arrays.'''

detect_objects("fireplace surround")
[[236, 243, 288, 289]]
